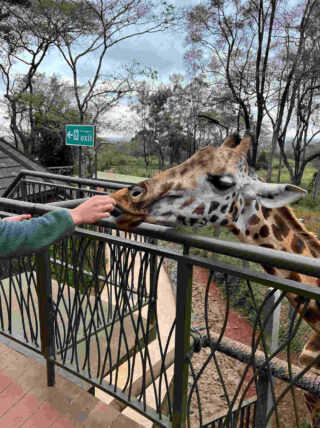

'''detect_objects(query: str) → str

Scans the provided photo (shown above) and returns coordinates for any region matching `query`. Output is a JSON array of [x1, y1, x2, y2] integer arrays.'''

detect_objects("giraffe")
[[109, 134, 320, 424]]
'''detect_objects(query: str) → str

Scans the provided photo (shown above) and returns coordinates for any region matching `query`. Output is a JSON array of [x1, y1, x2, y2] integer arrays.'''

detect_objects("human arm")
[[0, 195, 116, 257]]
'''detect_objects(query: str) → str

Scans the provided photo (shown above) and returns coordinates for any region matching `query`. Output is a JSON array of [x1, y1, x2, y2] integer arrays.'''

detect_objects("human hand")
[[70, 195, 116, 225], [2, 214, 32, 222]]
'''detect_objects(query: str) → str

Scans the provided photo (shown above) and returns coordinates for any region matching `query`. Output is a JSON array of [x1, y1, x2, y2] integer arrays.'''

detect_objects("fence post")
[[36, 248, 55, 387], [148, 239, 158, 341], [255, 288, 281, 426], [172, 245, 193, 427]]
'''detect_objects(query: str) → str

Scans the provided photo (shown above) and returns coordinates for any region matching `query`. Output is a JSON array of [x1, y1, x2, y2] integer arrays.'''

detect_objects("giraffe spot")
[[305, 334, 320, 350], [160, 182, 174, 194], [220, 204, 228, 214], [286, 271, 301, 282], [260, 244, 275, 249], [272, 224, 283, 241], [229, 202, 235, 213], [209, 201, 220, 213], [248, 214, 260, 226], [260, 225, 269, 238], [179, 196, 195, 209], [291, 235, 306, 254], [261, 206, 271, 220], [180, 167, 188, 176], [245, 229, 250, 236], [304, 309, 320, 323], [255, 201, 259, 211], [253, 233, 259, 240], [232, 207, 239, 222], [210, 215, 219, 223], [220, 219, 228, 226], [193, 204, 205, 216], [177, 215, 187, 225], [241, 208, 246, 215], [274, 214, 290, 238], [231, 228, 240, 235], [263, 265, 276, 275], [310, 248, 318, 258], [189, 218, 197, 226]]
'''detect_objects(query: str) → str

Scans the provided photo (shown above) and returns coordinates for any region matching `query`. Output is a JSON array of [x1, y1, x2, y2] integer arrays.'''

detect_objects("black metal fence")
[[3, 169, 131, 202], [1, 171, 320, 427]]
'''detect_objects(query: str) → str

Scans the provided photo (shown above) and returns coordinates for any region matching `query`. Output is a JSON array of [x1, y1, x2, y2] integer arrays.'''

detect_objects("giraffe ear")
[[234, 135, 252, 155], [255, 183, 307, 208]]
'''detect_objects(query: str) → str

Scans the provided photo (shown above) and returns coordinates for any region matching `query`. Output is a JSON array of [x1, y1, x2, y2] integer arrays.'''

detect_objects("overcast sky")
[[0, 0, 198, 138], [34, 0, 197, 84]]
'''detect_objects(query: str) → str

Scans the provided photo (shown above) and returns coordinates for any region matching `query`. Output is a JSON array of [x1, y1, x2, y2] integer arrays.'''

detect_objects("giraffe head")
[[110, 135, 307, 230]]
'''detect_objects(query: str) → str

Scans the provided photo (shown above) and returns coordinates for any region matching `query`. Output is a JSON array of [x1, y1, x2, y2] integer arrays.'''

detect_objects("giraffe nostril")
[[130, 186, 144, 198]]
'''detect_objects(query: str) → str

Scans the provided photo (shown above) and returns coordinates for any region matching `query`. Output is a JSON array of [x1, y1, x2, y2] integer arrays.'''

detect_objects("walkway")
[[0, 342, 143, 428]]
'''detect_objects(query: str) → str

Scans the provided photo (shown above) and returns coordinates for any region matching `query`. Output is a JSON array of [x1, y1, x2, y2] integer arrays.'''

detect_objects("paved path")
[[0, 342, 143, 428]]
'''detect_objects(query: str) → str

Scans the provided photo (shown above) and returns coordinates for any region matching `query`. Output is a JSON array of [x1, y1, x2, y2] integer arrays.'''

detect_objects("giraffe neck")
[[231, 202, 320, 264], [229, 201, 320, 333]]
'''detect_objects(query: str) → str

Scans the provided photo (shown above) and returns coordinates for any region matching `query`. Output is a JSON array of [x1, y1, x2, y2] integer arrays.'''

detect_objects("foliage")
[[0, 0, 176, 175], [97, 143, 146, 172]]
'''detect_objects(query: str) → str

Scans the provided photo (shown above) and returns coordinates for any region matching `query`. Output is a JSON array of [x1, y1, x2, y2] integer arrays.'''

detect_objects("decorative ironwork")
[[1, 190, 320, 427]]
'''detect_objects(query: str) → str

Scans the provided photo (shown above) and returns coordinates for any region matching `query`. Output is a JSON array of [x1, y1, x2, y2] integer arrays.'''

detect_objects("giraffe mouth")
[[109, 204, 147, 230]]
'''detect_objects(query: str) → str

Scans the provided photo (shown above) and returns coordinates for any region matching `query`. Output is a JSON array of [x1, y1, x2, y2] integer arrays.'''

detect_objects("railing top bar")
[[47, 198, 89, 207], [19, 169, 133, 187], [1, 196, 320, 277], [20, 178, 124, 191]]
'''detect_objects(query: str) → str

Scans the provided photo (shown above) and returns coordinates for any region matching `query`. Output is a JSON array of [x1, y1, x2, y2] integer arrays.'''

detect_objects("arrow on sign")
[[67, 131, 73, 138]]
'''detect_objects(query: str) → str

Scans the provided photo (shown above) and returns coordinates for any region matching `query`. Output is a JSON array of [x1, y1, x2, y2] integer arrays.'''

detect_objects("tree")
[[264, 0, 320, 184], [1, 0, 175, 175], [0, 0, 64, 152], [185, 0, 281, 166]]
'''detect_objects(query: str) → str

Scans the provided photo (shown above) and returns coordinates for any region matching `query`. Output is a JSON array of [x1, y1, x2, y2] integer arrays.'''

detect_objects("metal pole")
[[36, 248, 55, 387], [172, 245, 192, 427], [255, 288, 281, 426], [78, 146, 82, 178]]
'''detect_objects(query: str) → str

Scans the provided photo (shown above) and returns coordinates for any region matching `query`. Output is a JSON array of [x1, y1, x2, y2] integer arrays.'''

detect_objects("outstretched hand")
[[2, 214, 32, 223], [70, 195, 116, 225]]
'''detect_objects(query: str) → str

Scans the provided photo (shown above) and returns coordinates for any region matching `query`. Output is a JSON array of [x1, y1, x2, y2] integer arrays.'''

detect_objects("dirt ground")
[[189, 266, 311, 428]]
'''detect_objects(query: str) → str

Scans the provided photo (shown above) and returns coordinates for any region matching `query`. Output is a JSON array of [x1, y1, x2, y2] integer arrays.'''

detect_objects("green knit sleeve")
[[0, 209, 75, 258]]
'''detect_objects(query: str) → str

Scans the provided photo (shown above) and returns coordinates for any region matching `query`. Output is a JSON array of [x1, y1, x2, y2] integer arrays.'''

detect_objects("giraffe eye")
[[130, 186, 144, 198], [207, 173, 235, 191]]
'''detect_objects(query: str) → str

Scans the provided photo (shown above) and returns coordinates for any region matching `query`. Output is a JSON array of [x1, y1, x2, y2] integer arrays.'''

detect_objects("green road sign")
[[66, 124, 95, 147]]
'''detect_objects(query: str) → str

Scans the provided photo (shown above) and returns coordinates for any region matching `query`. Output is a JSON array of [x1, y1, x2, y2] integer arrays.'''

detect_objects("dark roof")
[[0, 138, 48, 196]]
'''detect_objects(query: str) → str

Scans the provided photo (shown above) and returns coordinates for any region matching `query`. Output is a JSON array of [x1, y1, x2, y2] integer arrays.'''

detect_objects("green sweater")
[[0, 209, 75, 258]]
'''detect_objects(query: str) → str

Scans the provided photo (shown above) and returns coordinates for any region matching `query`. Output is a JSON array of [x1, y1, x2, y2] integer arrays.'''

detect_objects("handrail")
[[1, 196, 320, 278], [19, 169, 133, 187], [3, 169, 132, 199]]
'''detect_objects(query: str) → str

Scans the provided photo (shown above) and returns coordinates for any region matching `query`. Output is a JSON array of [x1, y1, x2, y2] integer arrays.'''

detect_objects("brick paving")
[[0, 342, 143, 427]]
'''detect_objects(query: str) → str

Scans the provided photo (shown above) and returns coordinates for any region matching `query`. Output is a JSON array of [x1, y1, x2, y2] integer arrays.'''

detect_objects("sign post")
[[66, 124, 95, 177]]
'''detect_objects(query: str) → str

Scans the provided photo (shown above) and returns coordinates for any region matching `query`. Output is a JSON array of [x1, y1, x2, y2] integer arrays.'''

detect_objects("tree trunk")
[[313, 161, 320, 198], [267, 134, 278, 182], [277, 151, 282, 183]]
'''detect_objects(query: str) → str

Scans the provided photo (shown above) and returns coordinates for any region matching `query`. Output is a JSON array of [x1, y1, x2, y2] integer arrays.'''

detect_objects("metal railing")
[[3, 169, 132, 202], [1, 174, 320, 427]]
